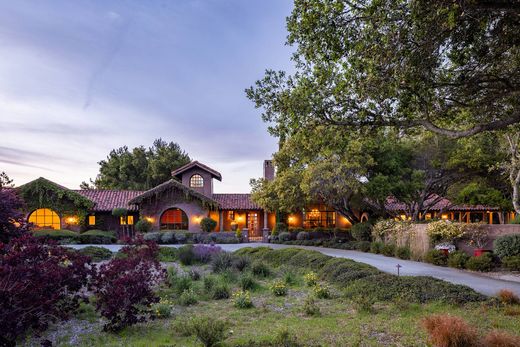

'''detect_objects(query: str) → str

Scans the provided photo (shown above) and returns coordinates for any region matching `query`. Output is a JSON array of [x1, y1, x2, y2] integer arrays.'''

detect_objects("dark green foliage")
[[273, 222, 287, 234], [200, 217, 217, 232], [135, 219, 153, 233], [502, 256, 520, 271], [32, 229, 79, 243], [189, 269, 201, 281], [303, 296, 320, 316], [381, 244, 396, 257], [203, 275, 217, 293], [179, 289, 198, 306], [77, 246, 112, 262], [211, 252, 235, 273], [239, 274, 257, 291], [111, 208, 128, 218], [278, 232, 291, 242], [158, 247, 177, 262], [251, 261, 271, 278], [447, 251, 470, 269], [494, 234, 520, 258], [395, 246, 411, 260], [351, 222, 372, 242], [466, 254, 494, 272], [370, 242, 384, 254], [211, 282, 230, 300], [353, 241, 371, 252], [79, 230, 117, 244], [143, 232, 162, 243], [233, 255, 251, 271], [178, 245, 195, 265], [296, 231, 310, 240], [179, 316, 228, 347], [424, 250, 448, 266], [173, 276, 193, 295]]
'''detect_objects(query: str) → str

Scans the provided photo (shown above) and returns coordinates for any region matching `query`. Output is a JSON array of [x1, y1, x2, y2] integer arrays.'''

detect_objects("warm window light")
[[88, 215, 96, 226], [229, 211, 235, 220], [66, 216, 78, 225], [400, 214, 407, 220], [309, 209, 320, 218], [288, 216, 295, 224], [425, 213, 432, 220], [145, 217, 154, 223], [441, 214, 449, 220], [236, 215, 244, 222]]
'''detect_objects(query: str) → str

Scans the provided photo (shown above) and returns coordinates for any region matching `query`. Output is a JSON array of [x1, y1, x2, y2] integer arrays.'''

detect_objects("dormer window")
[[190, 174, 204, 188]]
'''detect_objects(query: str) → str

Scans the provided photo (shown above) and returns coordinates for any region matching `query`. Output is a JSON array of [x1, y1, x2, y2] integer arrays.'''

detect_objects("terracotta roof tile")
[[171, 161, 222, 181], [384, 195, 500, 212], [212, 193, 260, 210], [74, 190, 144, 212]]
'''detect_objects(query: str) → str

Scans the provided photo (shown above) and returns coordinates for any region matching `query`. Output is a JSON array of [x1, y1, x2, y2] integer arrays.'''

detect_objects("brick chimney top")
[[263, 160, 274, 181]]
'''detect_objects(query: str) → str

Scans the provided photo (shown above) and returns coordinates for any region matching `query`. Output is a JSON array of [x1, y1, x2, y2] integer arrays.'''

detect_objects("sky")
[[0, 0, 294, 192]]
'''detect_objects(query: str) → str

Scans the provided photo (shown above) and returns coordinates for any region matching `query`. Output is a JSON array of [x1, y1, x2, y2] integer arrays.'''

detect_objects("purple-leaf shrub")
[[119, 234, 160, 260], [93, 237, 165, 332], [0, 176, 29, 243], [193, 244, 222, 263], [0, 235, 92, 345]]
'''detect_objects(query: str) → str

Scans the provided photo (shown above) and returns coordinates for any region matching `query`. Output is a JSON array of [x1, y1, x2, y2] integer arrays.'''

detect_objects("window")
[[119, 215, 134, 225], [190, 174, 204, 188], [229, 211, 235, 220], [160, 208, 189, 230], [28, 208, 60, 229], [303, 208, 336, 229], [88, 215, 96, 226]]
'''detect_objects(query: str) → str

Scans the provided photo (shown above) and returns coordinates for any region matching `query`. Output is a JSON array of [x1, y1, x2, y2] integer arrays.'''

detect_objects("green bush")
[[303, 296, 320, 316], [502, 256, 520, 271], [447, 251, 469, 269], [79, 230, 117, 244], [269, 280, 288, 296], [466, 253, 494, 272], [203, 275, 217, 293], [312, 283, 331, 299], [180, 316, 229, 347], [239, 274, 257, 291], [278, 232, 291, 242], [211, 252, 235, 273], [381, 244, 396, 257], [395, 246, 411, 260], [233, 255, 251, 271], [77, 246, 112, 261], [143, 232, 162, 243], [32, 229, 79, 242], [135, 219, 153, 233], [251, 261, 271, 278], [152, 301, 172, 319], [158, 247, 177, 262], [233, 290, 253, 309], [178, 245, 195, 265], [200, 217, 217, 232], [494, 234, 520, 258], [173, 275, 193, 295], [273, 222, 287, 234], [354, 241, 371, 252], [370, 241, 384, 254], [160, 231, 176, 244], [424, 249, 448, 266], [211, 282, 231, 300], [179, 289, 198, 306], [351, 222, 372, 241]]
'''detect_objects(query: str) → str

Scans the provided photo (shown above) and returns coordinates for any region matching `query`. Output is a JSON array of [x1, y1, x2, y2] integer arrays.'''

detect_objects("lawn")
[[22, 247, 520, 347]]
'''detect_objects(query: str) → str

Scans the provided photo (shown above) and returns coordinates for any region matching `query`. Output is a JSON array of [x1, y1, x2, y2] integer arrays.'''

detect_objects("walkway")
[[69, 243, 520, 297]]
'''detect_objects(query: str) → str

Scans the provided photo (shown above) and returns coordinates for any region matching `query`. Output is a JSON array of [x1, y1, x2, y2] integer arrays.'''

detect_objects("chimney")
[[263, 160, 275, 181]]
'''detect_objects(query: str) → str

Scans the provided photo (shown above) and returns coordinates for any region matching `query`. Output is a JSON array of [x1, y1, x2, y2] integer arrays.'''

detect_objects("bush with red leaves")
[[0, 173, 29, 244], [93, 236, 165, 332], [0, 235, 93, 346]]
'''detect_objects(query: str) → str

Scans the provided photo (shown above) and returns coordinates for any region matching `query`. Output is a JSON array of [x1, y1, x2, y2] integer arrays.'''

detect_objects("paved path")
[[69, 243, 520, 297]]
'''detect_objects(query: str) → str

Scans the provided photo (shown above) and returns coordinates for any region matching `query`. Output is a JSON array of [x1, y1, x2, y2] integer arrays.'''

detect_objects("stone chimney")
[[263, 160, 275, 181]]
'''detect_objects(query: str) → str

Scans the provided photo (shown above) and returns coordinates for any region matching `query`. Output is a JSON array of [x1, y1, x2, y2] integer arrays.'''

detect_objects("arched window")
[[160, 208, 189, 230], [190, 174, 204, 188], [28, 208, 60, 229]]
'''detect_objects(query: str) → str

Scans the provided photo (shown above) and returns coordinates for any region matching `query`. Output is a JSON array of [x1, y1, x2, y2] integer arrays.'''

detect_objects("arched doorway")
[[28, 208, 61, 229], [160, 208, 189, 230]]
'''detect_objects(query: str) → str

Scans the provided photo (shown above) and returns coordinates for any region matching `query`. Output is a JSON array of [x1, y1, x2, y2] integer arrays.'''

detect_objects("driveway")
[[69, 243, 520, 297]]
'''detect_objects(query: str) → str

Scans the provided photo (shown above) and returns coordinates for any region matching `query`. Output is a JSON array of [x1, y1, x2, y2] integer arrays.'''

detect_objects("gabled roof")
[[171, 161, 222, 181], [212, 193, 261, 210], [74, 190, 144, 212], [129, 179, 219, 209]]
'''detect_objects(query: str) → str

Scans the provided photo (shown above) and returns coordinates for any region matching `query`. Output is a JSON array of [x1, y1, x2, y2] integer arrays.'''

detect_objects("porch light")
[[288, 216, 295, 224], [441, 214, 449, 220], [66, 216, 78, 224], [309, 209, 320, 218], [145, 217, 154, 223]]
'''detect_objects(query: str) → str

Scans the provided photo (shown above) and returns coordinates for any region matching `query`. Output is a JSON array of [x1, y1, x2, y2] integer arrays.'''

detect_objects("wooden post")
[[219, 210, 224, 232]]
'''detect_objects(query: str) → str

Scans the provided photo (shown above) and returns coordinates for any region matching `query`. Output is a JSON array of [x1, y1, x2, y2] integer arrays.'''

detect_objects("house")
[[15, 160, 514, 237]]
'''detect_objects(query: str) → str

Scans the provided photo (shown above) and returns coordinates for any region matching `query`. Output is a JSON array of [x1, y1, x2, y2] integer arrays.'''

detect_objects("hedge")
[[32, 229, 79, 242], [76, 246, 113, 262], [79, 230, 117, 244]]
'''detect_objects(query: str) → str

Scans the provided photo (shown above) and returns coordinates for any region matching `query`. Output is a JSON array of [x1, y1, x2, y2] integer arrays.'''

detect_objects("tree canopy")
[[82, 139, 190, 190]]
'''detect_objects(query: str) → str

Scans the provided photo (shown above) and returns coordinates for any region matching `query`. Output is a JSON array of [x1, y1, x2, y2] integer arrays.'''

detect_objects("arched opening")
[[190, 174, 204, 188], [28, 208, 61, 229], [160, 208, 189, 230]]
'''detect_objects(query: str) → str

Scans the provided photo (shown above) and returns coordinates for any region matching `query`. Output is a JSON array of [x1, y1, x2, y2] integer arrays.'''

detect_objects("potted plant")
[[230, 221, 238, 232], [464, 224, 490, 256]]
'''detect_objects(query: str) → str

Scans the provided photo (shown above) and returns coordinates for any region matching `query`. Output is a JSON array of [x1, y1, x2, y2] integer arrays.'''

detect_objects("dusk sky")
[[0, 0, 294, 192]]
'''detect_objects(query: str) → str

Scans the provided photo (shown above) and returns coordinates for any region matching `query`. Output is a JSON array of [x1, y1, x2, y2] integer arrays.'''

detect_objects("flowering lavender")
[[193, 244, 222, 263]]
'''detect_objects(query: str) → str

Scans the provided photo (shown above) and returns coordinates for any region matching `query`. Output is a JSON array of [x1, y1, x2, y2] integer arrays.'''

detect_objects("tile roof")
[[171, 161, 222, 181], [212, 193, 261, 210], [384, 195, 500, 212], [74, 190, 144, 212]]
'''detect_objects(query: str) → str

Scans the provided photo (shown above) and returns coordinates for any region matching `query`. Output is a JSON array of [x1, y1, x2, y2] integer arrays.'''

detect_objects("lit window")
[[28, 208, 60, 229], [127, 215, 134, 225], [88, 215, 96, 226], [229, 211, 234, 220], [190, 174, 204, 188], [160, 208, 189, 230], [120, 216, 126, 225]]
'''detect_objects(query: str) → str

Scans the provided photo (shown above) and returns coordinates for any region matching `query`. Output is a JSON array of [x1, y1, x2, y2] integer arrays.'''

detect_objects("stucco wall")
[[179, 167, 214, 197]]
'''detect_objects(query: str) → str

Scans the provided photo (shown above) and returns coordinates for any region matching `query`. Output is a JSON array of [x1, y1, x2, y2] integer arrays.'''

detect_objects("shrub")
[[173, 275, 193, 295], [233, 255, 251, 271], [179, 289, 198, 306], [354, 240, 371, 252], [239, 274, 257, 291], [304, 271, 318, 287], [189, 269, 201, 281], [483, 330, 520, 347], [78, 246, 113, 262], [495, 234, 520, 259], [79, 230, 117, 244], [152, 298, 173, 319], [160, 231, 176, 244], [370, 241, 384, 254], [200, 217, 217, 232], [351, 222, 372, 241], [181, 316, 229, 347], [395, 246, 411, 260], [447, 251, 469, 269], [178, 245, 195, 265], [381, 244, 396, 257], [175, 232, 187, 244], [269, 280, 288, 296], [279, 232, 291, 242], [158, 247, 177, 262], [312, 284, 331, 299], [251, 261, 271, 277], [466, 253, 493, 272], [143, 232, 162, 243], [303, 296, 320, 316], [233, 290, 253, 308], [135, 219, 153, 233], [211, 282, 231, 300], [211, 252, 235, 273], [0, 235, 92, 344], [273, 222, 287, 234], [296, 231, 310, 240], [203, 275, 217, 293], [502, 256, 520, 271], [351, 295, 375, 313], [93, 239, 165, 331], [426, 220, 465, 244], [282, 268, 298, 286], [497, 289, 520, 305], [194, 244, 222, 263], [421, 314, 478, 347], [425, 249, 448, 266], [32, 229, 80, 243]]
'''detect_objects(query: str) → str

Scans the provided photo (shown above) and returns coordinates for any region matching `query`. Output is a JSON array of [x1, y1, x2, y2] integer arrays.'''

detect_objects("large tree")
[[0, 172, 28, 243], [247, 0, 520, 139], [83, 139, 190, 190]]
